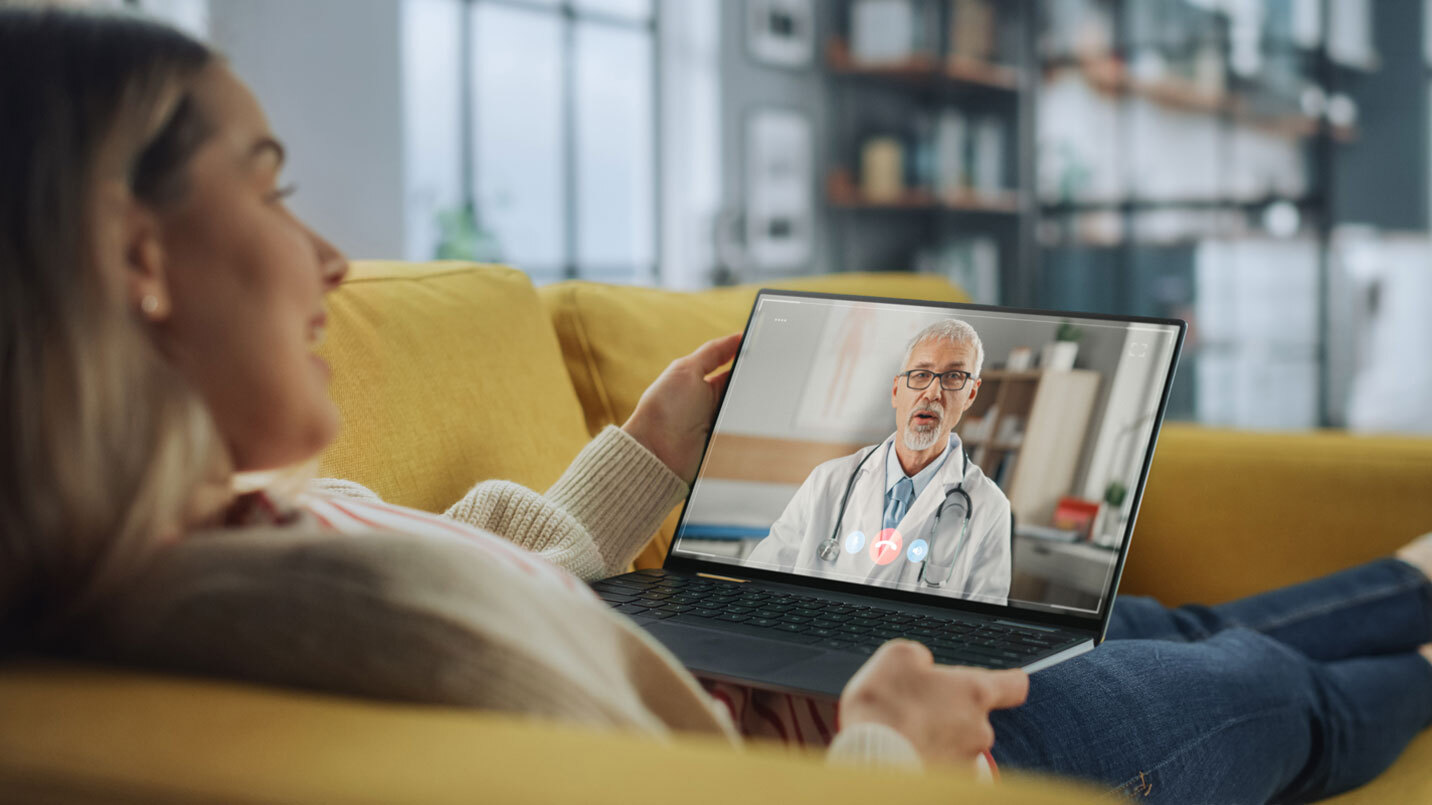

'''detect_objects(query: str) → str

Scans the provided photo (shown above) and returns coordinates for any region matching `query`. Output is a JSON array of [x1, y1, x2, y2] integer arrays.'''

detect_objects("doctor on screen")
[[747, 319, 1013, 605]]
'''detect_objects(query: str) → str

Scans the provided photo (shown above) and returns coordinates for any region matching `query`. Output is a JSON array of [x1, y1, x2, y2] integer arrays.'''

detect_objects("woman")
[[2, 8, 1428, 802]]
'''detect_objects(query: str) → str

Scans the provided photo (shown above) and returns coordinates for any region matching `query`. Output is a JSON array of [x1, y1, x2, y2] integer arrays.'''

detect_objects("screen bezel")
[[662, 289, 1187, 639]]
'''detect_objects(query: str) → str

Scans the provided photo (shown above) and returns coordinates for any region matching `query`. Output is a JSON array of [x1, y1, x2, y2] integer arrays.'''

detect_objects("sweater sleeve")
[[825, 723, 924, 769], [312, 427, 687, 581], [442, 426, 687, 580]]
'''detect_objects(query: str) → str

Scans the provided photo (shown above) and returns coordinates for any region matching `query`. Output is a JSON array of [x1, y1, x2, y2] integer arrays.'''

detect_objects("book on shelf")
[[972, 115, 1005, 195], [860, 137, 906, 201], [934, 109, 968, 198], [959, 402, 997, 443], [949, 0, 996, 63], [850, 0, 916, 66], [991, 450, 1019, 488], [914, 235, 1000, 305], [1052, 497, 1101, 541]]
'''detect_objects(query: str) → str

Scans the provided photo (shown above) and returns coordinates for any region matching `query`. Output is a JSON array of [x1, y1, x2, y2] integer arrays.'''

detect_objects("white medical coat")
[[746, 434, 1013, 605]]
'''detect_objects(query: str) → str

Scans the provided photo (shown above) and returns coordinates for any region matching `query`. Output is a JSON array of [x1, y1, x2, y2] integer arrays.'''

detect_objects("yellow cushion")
[[317, 261, 592, 512], [539, 273, 970, 567], [0, 663, 1105, 804], [1123, 424, 1432, 605], [1324, 733, 1432, 803]]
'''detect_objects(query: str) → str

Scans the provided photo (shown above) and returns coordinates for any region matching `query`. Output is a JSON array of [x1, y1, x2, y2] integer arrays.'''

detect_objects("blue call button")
[[844, 530, 866, 554], [907, 539, 929, 563]]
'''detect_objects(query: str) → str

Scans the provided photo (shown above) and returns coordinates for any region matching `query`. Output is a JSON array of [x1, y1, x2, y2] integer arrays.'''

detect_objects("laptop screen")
[[669, 291, 1183, 622]]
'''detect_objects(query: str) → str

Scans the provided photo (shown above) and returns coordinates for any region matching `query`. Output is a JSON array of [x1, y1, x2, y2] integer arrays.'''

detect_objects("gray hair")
[[902, 319, 985, 378]]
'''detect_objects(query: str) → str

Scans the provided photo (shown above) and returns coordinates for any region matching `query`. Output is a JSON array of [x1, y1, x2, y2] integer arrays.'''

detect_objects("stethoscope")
[[815, 441, 973, 588]]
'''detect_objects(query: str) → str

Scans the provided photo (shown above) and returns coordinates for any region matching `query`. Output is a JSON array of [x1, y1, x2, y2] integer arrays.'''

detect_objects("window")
[[407, 0, 658, 284]]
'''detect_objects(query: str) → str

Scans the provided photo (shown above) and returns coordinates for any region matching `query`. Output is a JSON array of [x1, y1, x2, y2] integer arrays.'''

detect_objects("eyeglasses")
[[900, 369, 973, 391]]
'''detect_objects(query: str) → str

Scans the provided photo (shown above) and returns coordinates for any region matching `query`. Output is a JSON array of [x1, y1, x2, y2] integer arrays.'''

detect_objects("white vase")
[[1041, 341, 1079, 371]]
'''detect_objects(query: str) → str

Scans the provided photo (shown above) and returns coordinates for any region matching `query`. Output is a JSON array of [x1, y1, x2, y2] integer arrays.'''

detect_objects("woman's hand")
[[622, 333, 742, 484], [839, 640, 1029, 768]]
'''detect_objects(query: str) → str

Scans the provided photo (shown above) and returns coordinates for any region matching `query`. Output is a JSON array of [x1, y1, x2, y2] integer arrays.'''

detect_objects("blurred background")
[[103, 0, 1432, 434]]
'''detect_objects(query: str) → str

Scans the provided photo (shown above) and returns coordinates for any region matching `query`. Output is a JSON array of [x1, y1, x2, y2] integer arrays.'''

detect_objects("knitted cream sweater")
[[96, 427, 922, 768]]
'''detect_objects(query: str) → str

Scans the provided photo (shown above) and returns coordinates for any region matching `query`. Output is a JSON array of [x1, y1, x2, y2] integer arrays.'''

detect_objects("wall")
[[659, 0, 724, 289], [718, 0, 830, 279], [209, 0, 408, 261], [1333, 0, 1430, 231]]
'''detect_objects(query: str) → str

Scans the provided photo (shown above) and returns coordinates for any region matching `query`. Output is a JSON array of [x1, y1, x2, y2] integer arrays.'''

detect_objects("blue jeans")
[[989, 559, 1432, 803]]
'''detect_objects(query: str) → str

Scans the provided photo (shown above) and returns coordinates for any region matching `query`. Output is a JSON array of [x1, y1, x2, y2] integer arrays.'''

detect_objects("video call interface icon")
[[844, 530, 932, 567], [870, 530, 902, 565]]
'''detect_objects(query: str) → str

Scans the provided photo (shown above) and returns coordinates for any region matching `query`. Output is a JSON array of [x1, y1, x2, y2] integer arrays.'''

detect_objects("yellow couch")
[[3, 260, 1430, 802]]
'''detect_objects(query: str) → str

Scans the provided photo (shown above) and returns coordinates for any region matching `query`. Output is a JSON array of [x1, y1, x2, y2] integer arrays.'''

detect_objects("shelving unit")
[[1032, 0, 1377, 426], [954, 368, 1100, 525], [819, 0, 1038, 304], [735, 0, 1405, 430]]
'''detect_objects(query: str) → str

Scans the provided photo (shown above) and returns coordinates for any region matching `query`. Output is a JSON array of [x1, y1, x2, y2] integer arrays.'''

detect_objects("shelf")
[[827, 169, 1021, 214], [1044, 56, 1359, 142], [1045, 44, 1382, 76], [981, 369, 1043, 380], [826, 39, 1023, 92], [1040, 195, 1322, 214]]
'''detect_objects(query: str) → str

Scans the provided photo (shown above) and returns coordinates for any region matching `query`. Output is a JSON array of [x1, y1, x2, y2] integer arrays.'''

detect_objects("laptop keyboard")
[[592, 569, 1075, 669]]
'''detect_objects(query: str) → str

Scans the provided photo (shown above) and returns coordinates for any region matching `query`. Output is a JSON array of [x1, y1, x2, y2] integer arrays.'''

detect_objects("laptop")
[[594, 290, 1185, 697]]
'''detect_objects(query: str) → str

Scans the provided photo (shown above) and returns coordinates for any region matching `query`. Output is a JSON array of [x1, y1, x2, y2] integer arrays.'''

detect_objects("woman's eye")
[[268, 183, 298, 202]]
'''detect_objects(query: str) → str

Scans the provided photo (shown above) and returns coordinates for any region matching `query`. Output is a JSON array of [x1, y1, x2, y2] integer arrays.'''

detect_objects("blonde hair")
[[902, 319, 985, 378], [0, 8, 226, 650]]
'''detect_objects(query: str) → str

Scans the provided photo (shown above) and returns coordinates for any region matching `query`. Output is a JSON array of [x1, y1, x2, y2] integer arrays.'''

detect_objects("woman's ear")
[[119, 192, 172, 322]]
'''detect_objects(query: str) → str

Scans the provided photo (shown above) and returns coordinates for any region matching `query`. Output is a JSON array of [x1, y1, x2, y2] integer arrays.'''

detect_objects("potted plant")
[[1041, 320, 1082, 370], [1093, 481, 1129, 547], [434, 202, 504, 262]]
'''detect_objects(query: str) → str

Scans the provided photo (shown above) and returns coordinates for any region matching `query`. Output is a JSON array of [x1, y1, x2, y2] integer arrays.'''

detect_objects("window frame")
[[460, 0, 663, 283]]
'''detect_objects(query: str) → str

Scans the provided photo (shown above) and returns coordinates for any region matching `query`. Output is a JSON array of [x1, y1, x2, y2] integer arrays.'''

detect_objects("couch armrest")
[[1121, 425, 1432, 605]]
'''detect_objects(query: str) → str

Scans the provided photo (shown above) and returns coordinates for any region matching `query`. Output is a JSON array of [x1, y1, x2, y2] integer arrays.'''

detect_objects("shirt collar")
[[885, 433, 959, 500]]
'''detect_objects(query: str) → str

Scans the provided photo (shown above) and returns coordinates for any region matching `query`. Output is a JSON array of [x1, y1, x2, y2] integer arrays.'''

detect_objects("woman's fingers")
[[977, 668, 1030, 710], [706, 366, 732, 397], [690, 332, 741, 376]]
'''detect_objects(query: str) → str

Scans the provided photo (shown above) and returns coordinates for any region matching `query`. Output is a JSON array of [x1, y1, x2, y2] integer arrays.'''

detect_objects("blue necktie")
[[884, 476, 914, 531]]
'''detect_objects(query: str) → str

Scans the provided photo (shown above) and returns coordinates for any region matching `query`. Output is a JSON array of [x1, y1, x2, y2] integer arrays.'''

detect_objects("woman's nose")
[[313, 231, 349, 289]]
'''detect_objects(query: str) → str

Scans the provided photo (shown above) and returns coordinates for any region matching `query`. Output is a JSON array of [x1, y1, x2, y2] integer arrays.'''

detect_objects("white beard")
[[903, 423, 943, 451]]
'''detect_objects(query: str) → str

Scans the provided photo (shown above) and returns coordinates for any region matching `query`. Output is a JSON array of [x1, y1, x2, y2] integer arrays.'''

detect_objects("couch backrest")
[[319, 263, 970, 539], [317, 261, 592, 513], [1125, 425, 1432, 605]]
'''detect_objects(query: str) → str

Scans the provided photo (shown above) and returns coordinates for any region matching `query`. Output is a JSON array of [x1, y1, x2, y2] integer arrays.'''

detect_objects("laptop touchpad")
[[645, 622, 823, 674]]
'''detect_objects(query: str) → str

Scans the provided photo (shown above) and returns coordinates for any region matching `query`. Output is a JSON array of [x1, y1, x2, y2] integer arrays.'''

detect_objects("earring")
[[140, 295, 160, 317]]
